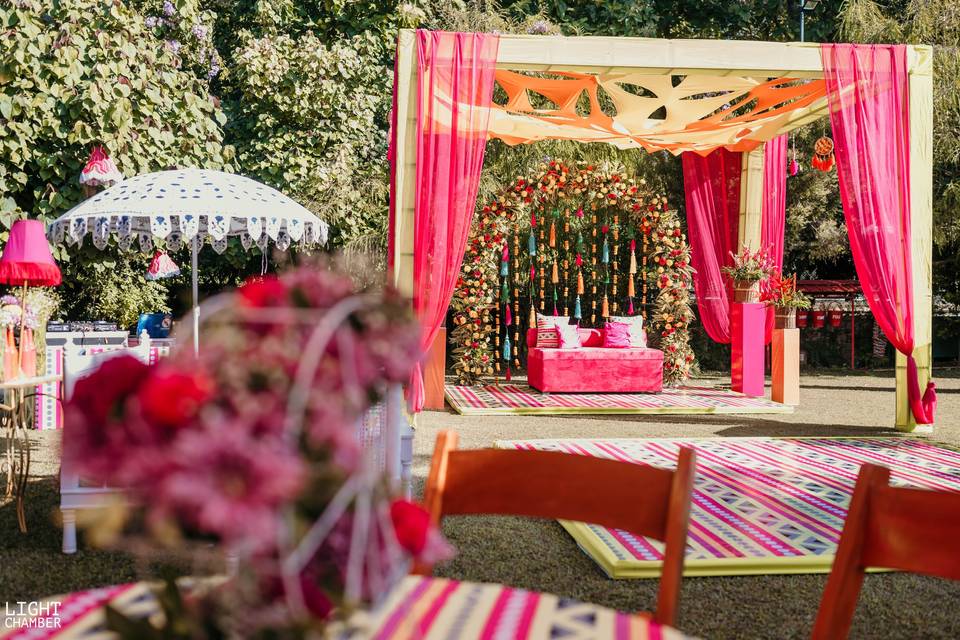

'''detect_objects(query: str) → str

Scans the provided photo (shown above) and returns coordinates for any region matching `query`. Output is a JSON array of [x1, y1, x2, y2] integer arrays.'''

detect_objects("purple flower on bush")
[[527, 19, 550, 34], [166, 39, 181, 54], [191, 23, 207, 39], [144, 16, 159, 28], [162, 0, 175, 17]]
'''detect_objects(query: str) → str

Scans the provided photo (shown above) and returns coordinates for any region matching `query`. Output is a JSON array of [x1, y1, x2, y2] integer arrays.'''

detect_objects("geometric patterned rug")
[[446, 383, 793, 416], [495, 437, 960, 578]]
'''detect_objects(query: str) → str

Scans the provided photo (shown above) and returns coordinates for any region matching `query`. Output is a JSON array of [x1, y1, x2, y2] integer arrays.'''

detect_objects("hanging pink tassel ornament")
[[505, 364, 512, 382], [575, 253, 583, 267], [529, 265, 536, 280], [502, 244, 509, 262], [505, 305, 512, 327], [789, 159, 800, 176], [628, 299, 635, 315], [531, 213, 537, 228], [576, 208, 584, 219]]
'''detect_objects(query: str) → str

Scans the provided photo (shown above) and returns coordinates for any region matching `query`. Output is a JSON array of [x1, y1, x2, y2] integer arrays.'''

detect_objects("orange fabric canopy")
[[487, 69, 827, 155]]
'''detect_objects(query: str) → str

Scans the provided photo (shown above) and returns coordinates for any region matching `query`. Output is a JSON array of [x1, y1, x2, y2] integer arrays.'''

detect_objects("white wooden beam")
[[896, 50, 934, 431], [390, 30, 417, 299], [738, 145, 766, 252]]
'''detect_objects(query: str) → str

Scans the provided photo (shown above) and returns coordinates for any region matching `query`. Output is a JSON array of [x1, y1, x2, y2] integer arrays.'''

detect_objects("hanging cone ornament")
[[812, 136, 835, 172], [502, 335, 511, 361], [602, 295, 609, 318], [505, 305, 512, 327], [628, 299, 635, 315], [549, 220, 556, 248], [528, 230, 536, 256], [528, 306, 536, 328], [573, 295, 582, 320], [629, 239, 637, 274], [628, 275, 635, 298], [576, 271, 584, 295], [551, 261, 559, 284], [602, 239, 610, 264], [146, 251, 181, 280], [79, 145, 123, 187]]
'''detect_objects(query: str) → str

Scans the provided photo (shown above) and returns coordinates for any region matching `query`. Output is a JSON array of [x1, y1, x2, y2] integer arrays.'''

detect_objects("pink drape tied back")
[[401, 31, 499, 413], [821, 43, 935, 424], [682, 136, 786, 344]]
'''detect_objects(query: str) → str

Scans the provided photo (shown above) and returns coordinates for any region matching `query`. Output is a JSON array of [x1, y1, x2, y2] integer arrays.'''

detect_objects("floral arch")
[[450, 160, 696, 386]]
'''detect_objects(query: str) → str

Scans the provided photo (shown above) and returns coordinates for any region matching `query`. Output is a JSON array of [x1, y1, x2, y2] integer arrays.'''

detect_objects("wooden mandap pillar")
[[896, 47, 934, 431]]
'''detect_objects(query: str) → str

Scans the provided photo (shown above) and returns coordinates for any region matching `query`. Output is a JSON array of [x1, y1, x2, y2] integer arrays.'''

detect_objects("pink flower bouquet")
[[64, 262, 452, 637]]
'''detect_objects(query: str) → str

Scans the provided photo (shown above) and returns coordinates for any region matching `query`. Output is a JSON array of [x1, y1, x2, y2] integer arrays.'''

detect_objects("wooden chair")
[[420, 430, 696, 627], [812, 463, 960, 639]]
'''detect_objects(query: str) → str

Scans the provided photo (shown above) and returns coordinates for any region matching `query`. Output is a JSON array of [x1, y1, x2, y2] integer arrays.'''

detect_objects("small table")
[[3, 577, 699, 639], [1, 374, 61, 533]]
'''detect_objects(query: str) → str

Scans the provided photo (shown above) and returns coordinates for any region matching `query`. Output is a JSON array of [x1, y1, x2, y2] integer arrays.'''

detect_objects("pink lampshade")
[[0, 220, 62, 287]]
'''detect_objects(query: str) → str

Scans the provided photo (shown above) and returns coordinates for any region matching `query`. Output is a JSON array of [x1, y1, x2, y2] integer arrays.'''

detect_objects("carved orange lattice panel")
[[487, 69, 827, 154]]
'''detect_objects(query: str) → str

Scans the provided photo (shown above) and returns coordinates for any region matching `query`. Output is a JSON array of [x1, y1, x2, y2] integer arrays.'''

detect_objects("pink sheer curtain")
[[822, 43, 935, 424], [406, 31, 499, 413], [762, 134, 788, 344], [682, 148, 741, 344], [683, 138, 786, 344]]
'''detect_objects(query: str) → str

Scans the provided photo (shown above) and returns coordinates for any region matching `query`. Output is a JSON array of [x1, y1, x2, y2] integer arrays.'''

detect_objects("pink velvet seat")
[[525, 328, 664, 393]]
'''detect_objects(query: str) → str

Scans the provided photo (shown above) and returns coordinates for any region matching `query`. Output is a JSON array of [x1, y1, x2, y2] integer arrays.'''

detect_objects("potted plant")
[[722, 246, 777, 303], [760, 271, 812, 329]]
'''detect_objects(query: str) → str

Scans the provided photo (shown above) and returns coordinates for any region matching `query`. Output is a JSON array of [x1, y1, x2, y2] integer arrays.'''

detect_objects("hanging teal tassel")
[[602, 238, 610, 264], [528, 230, 536, 256], [500, 260, 509, 277], [576, 232, 584, 252], [574, 295, 582, 320], [503, 335, 511, 361], [501, 281, 509, 298]]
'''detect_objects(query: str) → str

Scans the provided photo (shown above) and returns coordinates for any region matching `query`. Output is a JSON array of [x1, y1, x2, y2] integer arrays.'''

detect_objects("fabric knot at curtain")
[[821, 43, 935, 424], [393, 31, 500, 413]]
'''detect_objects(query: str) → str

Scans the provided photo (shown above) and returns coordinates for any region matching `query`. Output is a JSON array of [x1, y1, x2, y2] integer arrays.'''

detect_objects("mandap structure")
[[388, 30, 934, 431]]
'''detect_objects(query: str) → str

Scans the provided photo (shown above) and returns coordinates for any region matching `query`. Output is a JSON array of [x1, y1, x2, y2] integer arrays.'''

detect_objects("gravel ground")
[[2, 369, 959, 639]]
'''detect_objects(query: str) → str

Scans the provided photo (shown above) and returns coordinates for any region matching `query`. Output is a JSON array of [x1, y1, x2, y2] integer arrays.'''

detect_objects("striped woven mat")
[[495, 437, 960, 578], [446, 384, 792, 415]]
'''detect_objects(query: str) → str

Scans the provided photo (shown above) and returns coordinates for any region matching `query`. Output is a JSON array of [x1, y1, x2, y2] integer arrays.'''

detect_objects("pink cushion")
[[603, 322, 632, 348], [527, 346, 664, 393], [526, 327, 601, 348], [556, 324, 581, 349]]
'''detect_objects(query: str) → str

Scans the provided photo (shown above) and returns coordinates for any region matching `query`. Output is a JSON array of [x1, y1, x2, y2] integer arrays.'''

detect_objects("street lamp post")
[[799, 0, 820, 42]]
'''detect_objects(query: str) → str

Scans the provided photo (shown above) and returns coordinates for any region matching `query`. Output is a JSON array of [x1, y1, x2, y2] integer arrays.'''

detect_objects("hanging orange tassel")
[[551, 261, 559, 284], [528, 306, 537, 328], [577, 271, 584, 295], [629, 244, 637, 275], [602, 295, 610, 318], [549, 221, 556, 248], [628, 275, 635, 298]]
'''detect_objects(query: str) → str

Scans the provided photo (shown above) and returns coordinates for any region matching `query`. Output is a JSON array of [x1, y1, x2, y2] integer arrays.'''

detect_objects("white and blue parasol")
[[49, 169, 329, 352]]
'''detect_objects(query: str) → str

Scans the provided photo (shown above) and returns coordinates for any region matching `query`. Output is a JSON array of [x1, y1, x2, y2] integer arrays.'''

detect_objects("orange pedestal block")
[[423, 328, 447, 411], [772, 328, 800, 405]]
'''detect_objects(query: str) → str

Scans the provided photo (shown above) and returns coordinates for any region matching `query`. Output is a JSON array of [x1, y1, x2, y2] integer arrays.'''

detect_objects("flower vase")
[[774, 308, 797, 330], [3, 326, 18, 381], [733, 280, 760, 303], [20, 328, 36, 378]]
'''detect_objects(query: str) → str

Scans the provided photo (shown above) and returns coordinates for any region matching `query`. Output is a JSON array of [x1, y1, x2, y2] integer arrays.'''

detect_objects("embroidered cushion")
[[608, 315, 646, 347], [535, 313, 568, 348], [603, 322, 632, 348], [556, 323, 581, 349]]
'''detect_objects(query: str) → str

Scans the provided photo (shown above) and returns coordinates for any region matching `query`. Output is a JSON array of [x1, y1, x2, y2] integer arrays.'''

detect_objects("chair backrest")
[[421, 430, 696, 627], [812, 463, 960, 639]]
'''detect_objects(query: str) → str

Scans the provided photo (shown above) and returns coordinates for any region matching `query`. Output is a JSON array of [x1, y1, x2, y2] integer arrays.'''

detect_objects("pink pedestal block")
[[731, 302, 766, 397]]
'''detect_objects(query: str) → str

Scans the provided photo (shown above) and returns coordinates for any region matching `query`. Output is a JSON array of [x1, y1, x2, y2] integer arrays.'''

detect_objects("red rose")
[[70, 355, 152, 427], [391, 499, 432, 555], [238, 276, 287, 308], [139, 367, 213, 429]]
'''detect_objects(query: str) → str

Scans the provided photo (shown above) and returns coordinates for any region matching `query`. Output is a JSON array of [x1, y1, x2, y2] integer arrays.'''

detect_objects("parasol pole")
[[191, 239, 199, 356]]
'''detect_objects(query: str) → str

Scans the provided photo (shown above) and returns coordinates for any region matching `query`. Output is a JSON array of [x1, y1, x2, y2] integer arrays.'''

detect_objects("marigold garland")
[[450, 161, 696, 385]]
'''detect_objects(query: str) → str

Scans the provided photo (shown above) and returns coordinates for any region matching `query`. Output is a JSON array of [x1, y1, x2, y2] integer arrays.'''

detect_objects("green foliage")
[[0, 0, 234, 227], [58, 248, 171, 328]]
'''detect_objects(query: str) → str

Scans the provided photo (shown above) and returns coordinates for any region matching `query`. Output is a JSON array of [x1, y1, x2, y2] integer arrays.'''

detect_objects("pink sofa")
[[525, 327, 664, 393]]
